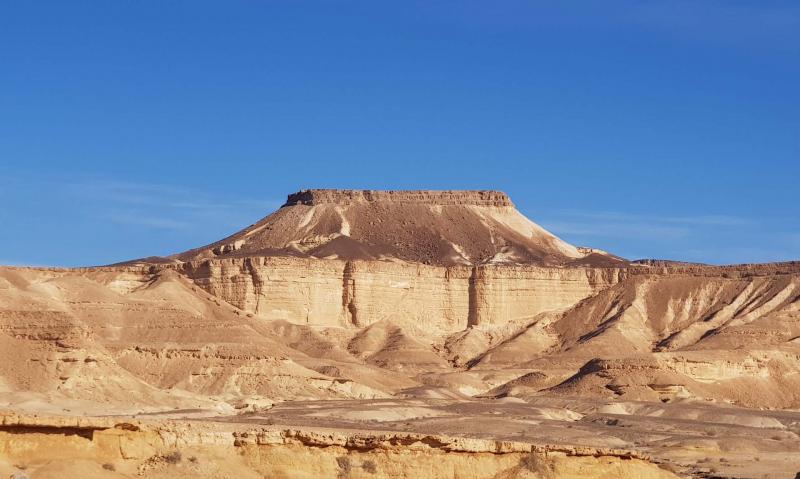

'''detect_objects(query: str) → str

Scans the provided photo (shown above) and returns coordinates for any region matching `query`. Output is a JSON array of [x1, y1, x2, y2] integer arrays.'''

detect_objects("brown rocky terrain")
[[1, 189, 799, 478], [167, 189, 627, 267]]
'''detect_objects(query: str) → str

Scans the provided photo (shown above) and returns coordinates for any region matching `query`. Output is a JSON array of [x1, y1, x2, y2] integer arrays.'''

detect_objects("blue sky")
[[1, 1, 798, 266]]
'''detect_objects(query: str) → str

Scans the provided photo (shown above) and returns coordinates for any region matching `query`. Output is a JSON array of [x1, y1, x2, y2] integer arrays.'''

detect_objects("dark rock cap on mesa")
[[283, 189, 515, 207]]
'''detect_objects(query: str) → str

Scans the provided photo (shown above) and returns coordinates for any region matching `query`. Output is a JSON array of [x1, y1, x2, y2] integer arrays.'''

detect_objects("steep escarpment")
[[284, 189, 515, 207], [171, 256, 800, 336], [174, 257, 624, 330]]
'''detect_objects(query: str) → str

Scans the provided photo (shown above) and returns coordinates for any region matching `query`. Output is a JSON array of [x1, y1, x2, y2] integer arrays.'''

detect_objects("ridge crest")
[[284, 189, 514, 207]]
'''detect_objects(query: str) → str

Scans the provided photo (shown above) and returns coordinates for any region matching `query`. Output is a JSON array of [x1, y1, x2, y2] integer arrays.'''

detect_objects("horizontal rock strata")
[[284, 189, 514, 207], [0, 412, 677, 479], [173, 258, 626, 329]]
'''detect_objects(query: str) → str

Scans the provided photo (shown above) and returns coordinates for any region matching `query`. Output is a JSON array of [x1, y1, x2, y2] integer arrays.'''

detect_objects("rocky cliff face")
[[172, 256, 800, 335], [284, 189, 516, 207], [173, 257, 624, 330], [0, 412, 678, 479]]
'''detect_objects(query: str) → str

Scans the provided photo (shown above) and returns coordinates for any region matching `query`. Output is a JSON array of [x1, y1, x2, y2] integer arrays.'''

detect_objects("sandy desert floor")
[[238, 396, 800, 478], [2, 395, 799, 478]]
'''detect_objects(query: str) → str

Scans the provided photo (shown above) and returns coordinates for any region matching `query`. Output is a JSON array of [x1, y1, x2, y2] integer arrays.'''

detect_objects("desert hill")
[[171, 189, 627, 267], [1, 189, 799, 478]]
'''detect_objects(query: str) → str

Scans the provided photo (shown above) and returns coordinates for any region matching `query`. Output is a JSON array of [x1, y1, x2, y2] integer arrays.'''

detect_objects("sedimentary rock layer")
[[0, 412, 678, 479], [170, 189, 618, 266], [173, 258, 625, 330], [172, 257, 800, 332], [284, 189, 515, 207]]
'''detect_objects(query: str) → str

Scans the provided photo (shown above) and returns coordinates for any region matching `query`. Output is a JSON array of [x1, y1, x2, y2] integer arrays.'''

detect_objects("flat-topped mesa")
[[284, 189, 514, 207], [172, 188, 627, 267]]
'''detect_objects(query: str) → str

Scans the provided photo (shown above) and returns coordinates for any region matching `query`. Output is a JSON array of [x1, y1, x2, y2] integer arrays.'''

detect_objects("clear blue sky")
[[1, 1, 798, 266]]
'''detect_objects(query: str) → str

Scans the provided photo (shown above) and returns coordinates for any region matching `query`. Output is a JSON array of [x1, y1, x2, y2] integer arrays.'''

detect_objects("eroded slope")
[[170, 189, 625, 267]]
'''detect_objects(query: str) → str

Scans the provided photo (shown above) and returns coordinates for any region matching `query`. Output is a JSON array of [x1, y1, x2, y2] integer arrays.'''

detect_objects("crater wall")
[[175, 258, 625, 331]]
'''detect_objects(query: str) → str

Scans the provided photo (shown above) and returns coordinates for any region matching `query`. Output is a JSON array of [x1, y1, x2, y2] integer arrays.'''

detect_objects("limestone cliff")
[[173, 257, 624, 330]]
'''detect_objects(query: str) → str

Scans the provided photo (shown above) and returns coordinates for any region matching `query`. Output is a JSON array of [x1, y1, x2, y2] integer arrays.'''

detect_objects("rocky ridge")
[[284, 189, 516, 207], [0, 411, 677, 479]]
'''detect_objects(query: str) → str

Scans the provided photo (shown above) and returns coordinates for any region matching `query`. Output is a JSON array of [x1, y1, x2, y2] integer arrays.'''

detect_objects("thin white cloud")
[[676, 246, 799, 265], [542, 221, 689, 240], [165, 199, 282, 211], [52, 178, 282, 231], [66, 180, 193, 206], [556, 210, 750, 226], [0, 257, 57, 267], [625, 1, 800, 48], [102, 214, 191, 230], [786, 233, 800, 244], [426, 1, 800, 51], [537, 208, 800, 265], [66, 179, 281, 213], [665, 215, 750, 226], [538, 209, 752, 243]]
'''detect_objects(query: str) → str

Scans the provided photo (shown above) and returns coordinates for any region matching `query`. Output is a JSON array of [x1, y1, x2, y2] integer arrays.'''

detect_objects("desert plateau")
[[1, 189, 798, 478]]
